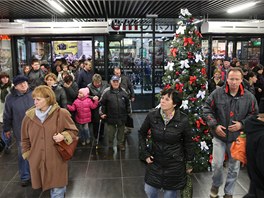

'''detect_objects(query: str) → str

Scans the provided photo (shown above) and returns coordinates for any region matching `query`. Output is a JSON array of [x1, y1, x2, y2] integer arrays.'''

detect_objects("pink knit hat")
[[79, 87, 89, 97]]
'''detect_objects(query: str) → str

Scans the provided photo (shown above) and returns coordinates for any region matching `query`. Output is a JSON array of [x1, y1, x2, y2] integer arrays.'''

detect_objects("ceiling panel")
[[0, 0, 264, 21]]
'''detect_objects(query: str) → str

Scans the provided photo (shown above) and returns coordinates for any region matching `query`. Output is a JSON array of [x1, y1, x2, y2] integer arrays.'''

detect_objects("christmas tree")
[[163, 8, 212, 172]]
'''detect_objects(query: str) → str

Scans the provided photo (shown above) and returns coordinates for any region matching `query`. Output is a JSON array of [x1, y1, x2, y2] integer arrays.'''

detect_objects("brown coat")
[[21, 103, 78, 191]]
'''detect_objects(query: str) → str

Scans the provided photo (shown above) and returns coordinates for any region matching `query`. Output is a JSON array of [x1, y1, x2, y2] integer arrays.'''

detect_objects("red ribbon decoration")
[[164, 84, 171, 90], [195, 30, 203, 38], [175, 83, 183, 93], [184, 37, 194, 46], [189, 76, 197, 85], [196, 117, 206, 129], [170, 48, 177, 57]]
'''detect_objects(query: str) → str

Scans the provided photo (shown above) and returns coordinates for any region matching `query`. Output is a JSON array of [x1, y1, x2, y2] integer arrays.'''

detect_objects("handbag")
[[125, 114, 134, 128], [230, 132, 247, 165], [54, 109, 78, 161], [54, 132, 78, 161]]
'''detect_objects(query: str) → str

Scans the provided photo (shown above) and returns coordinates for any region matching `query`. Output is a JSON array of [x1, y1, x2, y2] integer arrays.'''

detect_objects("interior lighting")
[[48, 0, 66, 13], [227, 2, 258, 13]]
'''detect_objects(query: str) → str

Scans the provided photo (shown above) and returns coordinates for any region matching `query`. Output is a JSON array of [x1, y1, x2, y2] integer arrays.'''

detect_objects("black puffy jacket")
[[138, 109, 194, 190], [99, 87, 130, 125]]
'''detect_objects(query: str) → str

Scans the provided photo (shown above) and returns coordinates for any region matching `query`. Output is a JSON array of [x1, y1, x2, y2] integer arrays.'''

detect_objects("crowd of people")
[[0, 56, 263, 198], [0, 58, 134, 197]]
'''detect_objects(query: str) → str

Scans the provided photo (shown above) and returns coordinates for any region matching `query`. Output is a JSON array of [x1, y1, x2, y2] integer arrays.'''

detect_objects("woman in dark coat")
[[138, 88, 194, 197], [243, 114, 264, 198]]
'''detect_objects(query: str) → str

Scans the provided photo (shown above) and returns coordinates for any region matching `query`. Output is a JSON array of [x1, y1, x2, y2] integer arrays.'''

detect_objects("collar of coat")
[[25, 103, 60, 120], [155, 108, 181, 122], [225, 83, 244, 96]]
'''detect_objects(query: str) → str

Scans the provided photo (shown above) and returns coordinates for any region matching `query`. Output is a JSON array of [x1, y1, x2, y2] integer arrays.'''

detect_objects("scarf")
[[35, 105, 52, 123], [160, 108, 175, 125]]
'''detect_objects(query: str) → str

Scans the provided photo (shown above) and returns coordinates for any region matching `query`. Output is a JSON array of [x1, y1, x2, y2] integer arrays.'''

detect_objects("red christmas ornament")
[[175, 71, 180, 76], [189, 97, 197, 102], [201, 84, 206, 90], [201, 68, 207, 76], [209, 154, 213, 164], [187, 52, 194, 59], [204, 129, 209, 134]]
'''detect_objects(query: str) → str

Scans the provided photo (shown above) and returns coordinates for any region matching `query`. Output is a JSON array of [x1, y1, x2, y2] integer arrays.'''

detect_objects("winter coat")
[[88, 81, 108, 123], [99, 87, 131, 125], [21, 104, 78, 191], [0, 83, 11, 123], [203, 84, 258, 143], [119, 74, 135, 99], [27, 69, 45, 90], [77, 69, 94, 89], [138, 109, 194, 190], [244, 115, 264, 191], [67, 96, 98, 124], [3, 87, 34, 141], [52, 84, 67, 108], [207, 78, 224, 94], [63, 81, 78, 105]]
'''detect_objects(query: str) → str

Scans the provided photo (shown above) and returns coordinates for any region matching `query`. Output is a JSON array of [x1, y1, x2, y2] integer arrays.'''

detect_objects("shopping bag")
[[230, 133, 247, 165]]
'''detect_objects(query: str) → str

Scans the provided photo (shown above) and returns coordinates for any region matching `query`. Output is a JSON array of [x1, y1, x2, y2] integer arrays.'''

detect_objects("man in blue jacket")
[[203, 67, 258, 198], [3, 75, 34, 187]]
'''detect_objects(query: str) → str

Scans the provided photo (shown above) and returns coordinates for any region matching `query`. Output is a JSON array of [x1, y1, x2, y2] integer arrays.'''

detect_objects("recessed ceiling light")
[[227, 2, 258, 13], [48, 0, 66, 13]]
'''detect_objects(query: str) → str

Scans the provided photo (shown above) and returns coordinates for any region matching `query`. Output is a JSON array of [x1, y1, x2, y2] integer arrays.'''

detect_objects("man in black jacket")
[[203, 67, 258, 198], [99, 75, 131, 151]]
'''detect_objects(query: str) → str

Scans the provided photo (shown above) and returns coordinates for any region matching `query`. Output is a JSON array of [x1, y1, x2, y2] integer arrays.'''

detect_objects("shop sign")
[[109, 18, 175, 33], [0, 35, 11, 40]]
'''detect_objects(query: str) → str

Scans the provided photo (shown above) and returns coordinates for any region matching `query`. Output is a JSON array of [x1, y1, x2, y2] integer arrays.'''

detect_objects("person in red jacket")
[[67, 87, 98, 145]]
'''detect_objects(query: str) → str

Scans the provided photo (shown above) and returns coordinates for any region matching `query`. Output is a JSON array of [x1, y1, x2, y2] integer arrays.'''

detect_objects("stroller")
[[1, 131, 11, 154]]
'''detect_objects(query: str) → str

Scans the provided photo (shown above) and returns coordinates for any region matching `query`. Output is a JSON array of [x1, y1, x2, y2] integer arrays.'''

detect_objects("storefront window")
[[17, 38, 27, 74], [0, 38, 13, 75], [94, 36, 105, 79]]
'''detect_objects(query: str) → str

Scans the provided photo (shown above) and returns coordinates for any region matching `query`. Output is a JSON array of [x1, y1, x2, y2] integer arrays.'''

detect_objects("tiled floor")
[[0, 113, 250, 198]]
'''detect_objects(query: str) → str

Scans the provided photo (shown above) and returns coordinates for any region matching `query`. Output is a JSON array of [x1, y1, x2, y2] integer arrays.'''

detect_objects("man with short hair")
[[203, 67, 258, 198], [77, 60, 94, 88], [3, 75, 34, 187], [27, 59, 45, 90], [99, 75, 131, 151]]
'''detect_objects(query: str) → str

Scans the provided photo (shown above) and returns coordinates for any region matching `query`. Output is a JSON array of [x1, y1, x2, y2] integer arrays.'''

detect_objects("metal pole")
[[152, 17, 156, 108]]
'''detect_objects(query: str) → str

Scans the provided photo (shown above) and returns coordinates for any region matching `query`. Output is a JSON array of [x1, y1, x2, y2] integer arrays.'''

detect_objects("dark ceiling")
[[0, 0, 264, 22]]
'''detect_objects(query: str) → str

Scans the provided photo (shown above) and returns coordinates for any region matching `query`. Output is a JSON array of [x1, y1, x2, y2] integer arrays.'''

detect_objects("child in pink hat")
[[67, 87, 98, 145]]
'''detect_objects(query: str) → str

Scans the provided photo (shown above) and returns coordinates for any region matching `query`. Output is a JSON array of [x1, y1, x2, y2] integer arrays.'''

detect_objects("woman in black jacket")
[[139, 88, 194, 198]]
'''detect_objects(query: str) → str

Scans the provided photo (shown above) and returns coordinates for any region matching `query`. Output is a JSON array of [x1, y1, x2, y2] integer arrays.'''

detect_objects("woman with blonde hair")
[[21, 85, 78, 197], [45, 73, 67, 108]]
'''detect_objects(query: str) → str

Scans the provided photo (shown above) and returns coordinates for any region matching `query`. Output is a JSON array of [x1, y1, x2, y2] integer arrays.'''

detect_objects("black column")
[[151, 18, 156, 108]]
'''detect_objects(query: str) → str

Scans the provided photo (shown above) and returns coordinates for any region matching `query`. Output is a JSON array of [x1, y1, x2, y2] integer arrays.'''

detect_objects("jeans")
[[144, 183, 177, 198], [50, 186, 66, 198], [211, 137, 240, 195], [76, 123, 90, 142], [17, 141, 30, 181]]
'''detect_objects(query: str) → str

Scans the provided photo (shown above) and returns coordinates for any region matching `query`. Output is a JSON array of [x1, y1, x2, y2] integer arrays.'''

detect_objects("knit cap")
[[79, 87, 89, 97]]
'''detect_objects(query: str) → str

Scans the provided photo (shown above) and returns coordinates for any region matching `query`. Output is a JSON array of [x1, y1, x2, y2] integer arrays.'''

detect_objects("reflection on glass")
[[0, 40, 13, 75]]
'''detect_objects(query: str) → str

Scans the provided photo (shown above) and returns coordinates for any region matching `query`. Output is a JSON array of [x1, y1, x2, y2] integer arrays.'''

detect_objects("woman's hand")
[[53, 133, 64, 142], [146, 156, 154, 164], [186, 168, 193, 174]]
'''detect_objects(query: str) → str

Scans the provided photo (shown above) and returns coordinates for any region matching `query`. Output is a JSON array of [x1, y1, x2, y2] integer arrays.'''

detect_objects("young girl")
[[67, 87, 98, 145]]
